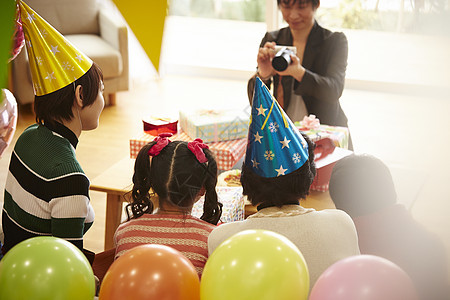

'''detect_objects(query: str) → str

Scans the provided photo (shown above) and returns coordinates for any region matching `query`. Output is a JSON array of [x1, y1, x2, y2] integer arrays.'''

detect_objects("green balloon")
[[0, 236, 95, 300], [201, 229, 310, 300], [0, 0, 16, 90]]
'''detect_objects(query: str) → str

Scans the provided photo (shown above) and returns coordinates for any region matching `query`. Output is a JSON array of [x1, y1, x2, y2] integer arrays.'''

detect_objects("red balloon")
[[99, 244, 200, 300], [310, 255, 418, 300]]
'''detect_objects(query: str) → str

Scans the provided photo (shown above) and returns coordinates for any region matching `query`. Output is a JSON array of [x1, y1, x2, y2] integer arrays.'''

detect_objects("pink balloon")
[[9, 4, 25, 63], [310, 255, 418, 300]]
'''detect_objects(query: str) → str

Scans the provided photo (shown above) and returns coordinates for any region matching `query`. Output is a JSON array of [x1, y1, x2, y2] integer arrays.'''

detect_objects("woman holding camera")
[[248, 0, 351, 148]]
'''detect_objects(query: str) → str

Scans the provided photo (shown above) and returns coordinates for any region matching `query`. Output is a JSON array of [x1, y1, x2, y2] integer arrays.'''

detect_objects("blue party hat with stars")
[[244, 77, 309, 178]]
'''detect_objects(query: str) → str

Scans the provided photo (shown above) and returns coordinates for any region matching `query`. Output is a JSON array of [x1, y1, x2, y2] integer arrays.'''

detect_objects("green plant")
[[338, 0, 371, 29], [242, 0, 266, 22]]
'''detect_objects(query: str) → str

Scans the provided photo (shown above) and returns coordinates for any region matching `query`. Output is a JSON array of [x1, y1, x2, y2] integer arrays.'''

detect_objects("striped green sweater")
[[2, 123, 94, 254]]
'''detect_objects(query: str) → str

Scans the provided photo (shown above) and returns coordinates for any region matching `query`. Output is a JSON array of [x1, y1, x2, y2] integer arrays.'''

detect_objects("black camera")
[[272, 47, 295, 72]]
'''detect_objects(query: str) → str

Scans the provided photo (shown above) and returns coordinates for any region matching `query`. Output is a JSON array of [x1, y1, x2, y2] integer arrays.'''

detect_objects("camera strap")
[[276, 76, 284, 109]]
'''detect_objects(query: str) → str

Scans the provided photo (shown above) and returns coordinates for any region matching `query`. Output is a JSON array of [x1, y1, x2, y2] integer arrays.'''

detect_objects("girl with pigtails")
[[113, 133, 223, 276]]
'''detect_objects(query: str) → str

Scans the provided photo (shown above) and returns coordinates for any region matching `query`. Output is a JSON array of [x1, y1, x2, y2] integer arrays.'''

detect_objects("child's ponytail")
[[126, 142, 155, 220], [200, 149, 223, 225]]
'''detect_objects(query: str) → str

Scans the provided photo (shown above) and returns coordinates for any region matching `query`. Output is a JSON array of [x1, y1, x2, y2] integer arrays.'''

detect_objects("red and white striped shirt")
[[114, 214, 216, 276]]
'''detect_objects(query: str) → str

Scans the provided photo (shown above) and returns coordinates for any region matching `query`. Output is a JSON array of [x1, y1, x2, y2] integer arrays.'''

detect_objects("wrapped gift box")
[[296, 123, 350, 191], [179, 109, 249, 143], [130, 130, 247, 171], [298, 124, 349, 149], [192, 187, 245, 223], [142, 117, 178, 135], [311, 142, 353, 192]]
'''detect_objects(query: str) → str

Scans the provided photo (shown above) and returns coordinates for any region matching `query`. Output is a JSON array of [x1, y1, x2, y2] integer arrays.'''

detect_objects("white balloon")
[[0, 89, 18, 157]]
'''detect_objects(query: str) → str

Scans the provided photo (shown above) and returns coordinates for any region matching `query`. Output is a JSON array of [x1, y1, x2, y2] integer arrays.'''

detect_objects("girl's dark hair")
[[34, 62, 103, 126], [277, 0, 320, 9], [240, 133, 316, 207], [126, 140, 222, 225]]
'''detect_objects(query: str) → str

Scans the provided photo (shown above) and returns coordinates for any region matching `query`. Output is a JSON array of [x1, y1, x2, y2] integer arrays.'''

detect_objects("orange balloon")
[[99, 244, 200, 300]]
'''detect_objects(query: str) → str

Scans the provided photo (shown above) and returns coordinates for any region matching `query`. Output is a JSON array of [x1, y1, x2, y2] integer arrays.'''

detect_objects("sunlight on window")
[[169, 0, 266, 22], [124, 0, 450, 95]]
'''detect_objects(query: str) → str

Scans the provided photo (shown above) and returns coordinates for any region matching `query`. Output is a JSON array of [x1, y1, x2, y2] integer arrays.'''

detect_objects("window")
[[169, 0, 266, 22], [156, 0, 450, 93]]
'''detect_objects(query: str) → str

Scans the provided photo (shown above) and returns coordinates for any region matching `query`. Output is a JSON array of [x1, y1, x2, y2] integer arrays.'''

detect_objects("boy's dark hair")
[[329, 154, 397, 218], [34, 62, 103, 126], [240, 133, 316, 207], [277, 0, 320, 9], [127, 140, 222, 225]]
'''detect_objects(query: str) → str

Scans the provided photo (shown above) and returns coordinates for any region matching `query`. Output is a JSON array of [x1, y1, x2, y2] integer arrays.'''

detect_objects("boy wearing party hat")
[[2, 1, 103, 256], [208, 77, 360, 290]]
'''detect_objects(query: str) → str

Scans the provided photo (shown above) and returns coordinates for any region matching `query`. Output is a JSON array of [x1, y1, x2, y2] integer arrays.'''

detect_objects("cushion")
[[25, 0, 100, 35], [66, 35, 123, 79]]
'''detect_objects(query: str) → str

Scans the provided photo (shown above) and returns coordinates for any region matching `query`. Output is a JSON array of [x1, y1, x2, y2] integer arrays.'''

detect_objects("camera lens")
[[272, 48, 292, 72]]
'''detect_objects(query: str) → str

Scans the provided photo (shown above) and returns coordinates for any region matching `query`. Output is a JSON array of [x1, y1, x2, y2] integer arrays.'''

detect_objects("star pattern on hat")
[[256, 104, 267, 116], [244, 77, 309, 178], [301, 139, 307, 149], [26, 12, 36, 23], [254, 131, 263, 143], [252, 159, 260, 169], [50, 45, 60, 55], [34, 83, 41, 91], [275, 165, 288, 176], [45, 72, 56, 81], [280, 136, 291, 149]]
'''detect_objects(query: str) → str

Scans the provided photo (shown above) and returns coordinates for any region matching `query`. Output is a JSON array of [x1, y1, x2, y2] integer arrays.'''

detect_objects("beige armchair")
[[11, 0, 129, 106]]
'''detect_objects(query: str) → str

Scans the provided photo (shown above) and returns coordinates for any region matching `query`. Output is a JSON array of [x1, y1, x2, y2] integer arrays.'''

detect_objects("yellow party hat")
[[19, 1, 92, 96]]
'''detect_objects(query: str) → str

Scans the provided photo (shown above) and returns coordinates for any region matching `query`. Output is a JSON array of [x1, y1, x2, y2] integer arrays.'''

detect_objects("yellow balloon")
[[201, 229, 309, 300]]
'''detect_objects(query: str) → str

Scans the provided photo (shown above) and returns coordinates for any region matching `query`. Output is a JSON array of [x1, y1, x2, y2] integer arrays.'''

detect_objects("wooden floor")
[[1, 75, 450, 273]]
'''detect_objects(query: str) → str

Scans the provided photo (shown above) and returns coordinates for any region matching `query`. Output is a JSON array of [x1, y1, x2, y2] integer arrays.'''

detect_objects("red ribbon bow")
[[148, 133, 173, 156], [188, 138, 209, 163]]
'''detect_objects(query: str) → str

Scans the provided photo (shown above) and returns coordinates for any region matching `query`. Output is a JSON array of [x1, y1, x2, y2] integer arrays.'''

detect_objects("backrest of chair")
[[24, 0, 100, 35]]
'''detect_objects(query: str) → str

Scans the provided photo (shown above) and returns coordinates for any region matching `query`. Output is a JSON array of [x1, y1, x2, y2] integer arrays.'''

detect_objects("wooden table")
[[90, 158, 134, 250], [90, 157, 336, 250]]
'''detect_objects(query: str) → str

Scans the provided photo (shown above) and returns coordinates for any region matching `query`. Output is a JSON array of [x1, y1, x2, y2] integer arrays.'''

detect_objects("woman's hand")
[[276, 54, 306, 82], [256, 42, 276, 79]]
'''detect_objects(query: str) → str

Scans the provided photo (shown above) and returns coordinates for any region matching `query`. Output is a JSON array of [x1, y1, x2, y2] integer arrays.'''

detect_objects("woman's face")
[[80, 81, 104, 131], [279, 1, 317, 31]]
